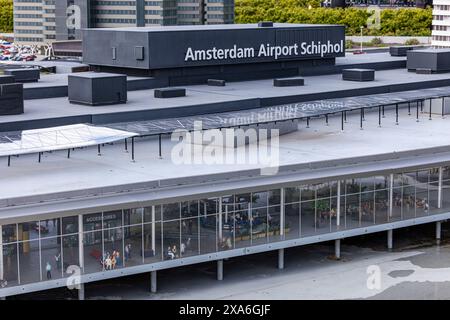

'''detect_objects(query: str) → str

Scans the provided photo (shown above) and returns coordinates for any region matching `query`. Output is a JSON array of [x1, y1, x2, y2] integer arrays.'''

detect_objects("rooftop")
[[2, 107, 450, 204], [86, 23, 342, 33]]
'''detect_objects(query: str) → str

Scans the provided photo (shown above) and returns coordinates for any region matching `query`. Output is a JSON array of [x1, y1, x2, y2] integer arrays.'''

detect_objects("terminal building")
[[13, 0, 234, 45], [2, 23, 450, 299]]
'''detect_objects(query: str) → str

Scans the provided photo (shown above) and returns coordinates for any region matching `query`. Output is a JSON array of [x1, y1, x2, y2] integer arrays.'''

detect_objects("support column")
[[0, 225, 3, 282], [280, 188, 285, 240], [335, 239, 341, 260], [217, 260, 223, 281], [278, 249, 284, 270], [387, 229, 393, 250], [78, 283, 85, 300], [438, 167, 443, 209], [436, 221, 442, 245], [78, 215, 84, 300], [389, 174, 394, 220], [337, 182, 341, 229], [151, 271, 157, 293]]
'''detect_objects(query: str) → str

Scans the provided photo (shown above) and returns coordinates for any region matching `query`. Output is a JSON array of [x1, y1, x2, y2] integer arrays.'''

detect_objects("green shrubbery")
[[235, 0, 432, 36], [0, 0, 13, 33]]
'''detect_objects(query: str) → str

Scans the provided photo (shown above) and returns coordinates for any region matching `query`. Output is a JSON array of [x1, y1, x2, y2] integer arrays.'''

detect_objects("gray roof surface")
[[86, 23, 341, 33]]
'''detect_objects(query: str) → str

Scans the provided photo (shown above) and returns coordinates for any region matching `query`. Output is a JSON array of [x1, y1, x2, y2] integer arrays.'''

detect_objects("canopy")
[[0, 124, 137, 157]]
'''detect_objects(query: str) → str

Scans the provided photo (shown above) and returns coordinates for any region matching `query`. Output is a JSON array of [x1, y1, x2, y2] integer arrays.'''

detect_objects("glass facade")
[[1, 165, 449, 291]]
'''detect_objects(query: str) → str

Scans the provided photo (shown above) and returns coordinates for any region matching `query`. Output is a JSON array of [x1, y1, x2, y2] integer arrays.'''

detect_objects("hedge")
[[0, 0, 13, 33], [235, 0, 432, 36]]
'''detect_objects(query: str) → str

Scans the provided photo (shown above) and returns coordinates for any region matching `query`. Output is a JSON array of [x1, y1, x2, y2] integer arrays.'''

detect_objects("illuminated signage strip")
[[184, 40, 345, 62]]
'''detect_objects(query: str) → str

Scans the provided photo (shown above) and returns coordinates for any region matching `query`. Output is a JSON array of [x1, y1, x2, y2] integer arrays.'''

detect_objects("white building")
[[432, 0, 450, 47]]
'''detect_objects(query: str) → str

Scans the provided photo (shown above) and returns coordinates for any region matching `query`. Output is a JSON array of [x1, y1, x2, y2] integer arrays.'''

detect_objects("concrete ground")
[[12, 222, 450, 300]]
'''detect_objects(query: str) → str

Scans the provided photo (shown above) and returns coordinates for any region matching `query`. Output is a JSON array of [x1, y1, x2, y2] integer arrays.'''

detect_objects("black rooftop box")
[[407, 49, 450, 73], [68, 72, 127, 106]]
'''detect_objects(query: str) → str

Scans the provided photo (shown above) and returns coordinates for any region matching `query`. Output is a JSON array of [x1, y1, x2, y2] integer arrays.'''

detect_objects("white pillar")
[[78, 215, 84, 273], [0, 225, 3, 282], [78, 215, 85, 299], [438, 167, 443, 209], [337, 182, 341, 228], [387, 229, 393, 250], [389, 174, 394, 219], [436, 221, 442, 245], [78, 283, 85, 300], [151, 271, 157, 293], [218, 197, 223, 244], [217, 260, 223, 281], [335, 239, 341, 259], [280, 188, 285, 239], [278, 249, 284, 270], [151, 206, 155, 255]]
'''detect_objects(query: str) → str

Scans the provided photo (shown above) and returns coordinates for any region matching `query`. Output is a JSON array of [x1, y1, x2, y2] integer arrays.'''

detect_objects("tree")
[[0, 0, 13, 33]]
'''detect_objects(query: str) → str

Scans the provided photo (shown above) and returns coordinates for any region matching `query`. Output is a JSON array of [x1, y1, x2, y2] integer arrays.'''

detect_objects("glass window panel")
[[391, 187, 402, 221], [200, 198, 219, 215], [360, 192, 374, 226], [124, 208, 143, 226], [403, 171, 419, 186], [329, 197, 338, 231], [268, 206, 282, 243], [83, 213, 103, 232], [252, 191, 268, 209], [429, 168, 440, 182], [19, 240, 40, 284], [103, 210, 123, 229], [443, 184, 450, 210], [62, 235, 79, 273], [18, 221, 39, 242], [316, 183, 330, 199], [222, 196, 235, 213], [144, 206, 162, 223], [358, 177, 374, 192], [268, 189, 281, 205], [374, 176, 389, 190], [330, 181, 338, 197], [336, 195, 346, 231], [393, 174, 403, 188], [181, 218, 199, 257], [234, 210, 250, 248], [251, 208, 267, 245], [38, 219, 59, 238], [123, 225, 142, 267], [429, 182, 439, 213], [181, 200, 199, 218], [416, 170, 430, 183], [301, 185, 315, 202], [144, 222, 162, 263], [415, 184, 429, 217], [284, 187, 300, 204], [40, 237, 63, 280], [2, 224, 17, 244], [199, 214, 217, 254], [234, 194, 251, 211], [284, 203, 300, 239], [442, 166, 450, 180], [345, 193, 360, 229], [163, 220, 180, 260], [83, 231, 103, 274], [103, 227, 124, 269], [375, 190, 389, 224], [62, 216, 78, 235], [345, 179, 360, 194], [163, 203, 180, 221], [219, 210, 234, 251], [2, 243, 18, 287], [315, 198, 331, 233], [301, 201, 315, 237], [402, 185, 416, 219]]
